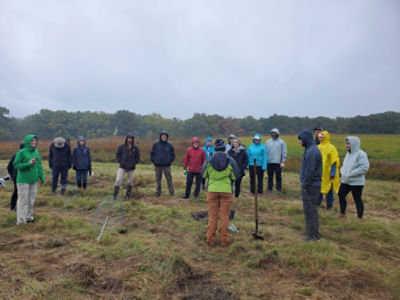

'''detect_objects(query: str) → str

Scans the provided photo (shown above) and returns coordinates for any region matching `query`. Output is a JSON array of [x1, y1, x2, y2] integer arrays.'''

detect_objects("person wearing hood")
[[150, 131, 175, 197], [317, 131, 340, 210], [201, 137, 215, 190], [49, 137, 72, 195], [338, 136, 369, 219], [113, 133, 141, 199], [265, 128, 287, 192], [298, 129, 322, 241], [202, 139, 240, 247], [247, 134, 267, 195], [13, 134, 45, 225], [72, 136, 92, 190], [225, 134, 236, 152], [7, 142, 25, 211], [182, 137, 206, 199], [228, 138, 249, 199]]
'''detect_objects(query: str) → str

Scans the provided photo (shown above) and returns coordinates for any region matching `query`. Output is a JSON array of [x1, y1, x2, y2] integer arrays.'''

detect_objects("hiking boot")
[[182, 195, 189, 199], [337, 213, 346, 219], [169, 192, 175, 197], [77, 183, 82, 189], [112, 186, 120, 200], [27, 217, 35, 223], [154, 192, 161, 197], [125, 185, 133, 199], [83, 183, 87, 190], [303, 236, 320, 242]]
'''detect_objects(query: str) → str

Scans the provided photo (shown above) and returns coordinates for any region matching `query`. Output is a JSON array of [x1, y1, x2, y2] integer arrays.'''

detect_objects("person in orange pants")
[[202, 139, 240, 247]]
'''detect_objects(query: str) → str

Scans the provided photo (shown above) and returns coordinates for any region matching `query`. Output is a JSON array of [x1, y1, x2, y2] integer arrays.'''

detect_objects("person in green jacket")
[[13, 134, 45, 225], [202, 139, 240, 247]]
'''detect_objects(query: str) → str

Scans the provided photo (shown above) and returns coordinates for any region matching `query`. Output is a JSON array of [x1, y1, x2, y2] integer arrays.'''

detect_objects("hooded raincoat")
[[13, 135, 45, 184], [318, 131, 340, 194], [247, 134, 267, 170], [340, 136, 369, 185], [298, 130, 322, 190], [265, 128, 287, 164]]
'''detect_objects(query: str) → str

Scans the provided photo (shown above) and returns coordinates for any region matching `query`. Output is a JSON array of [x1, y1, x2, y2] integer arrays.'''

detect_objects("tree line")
[[1, 106, 399, 141]]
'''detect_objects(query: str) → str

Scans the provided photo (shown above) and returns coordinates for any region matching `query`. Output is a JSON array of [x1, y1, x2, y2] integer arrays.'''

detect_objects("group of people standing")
[[6, 128, 369, 248]]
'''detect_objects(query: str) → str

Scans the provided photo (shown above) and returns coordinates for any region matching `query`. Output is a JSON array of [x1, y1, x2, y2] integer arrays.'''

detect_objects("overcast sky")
[[0, 0, 399, 119]]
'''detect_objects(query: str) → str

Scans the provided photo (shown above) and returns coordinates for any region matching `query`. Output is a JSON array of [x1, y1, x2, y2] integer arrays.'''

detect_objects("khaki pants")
[[206, 192, 233, 246], [115, 168, 134, 186], [155, 166, 174, 195], [17, 183, 38, 225]]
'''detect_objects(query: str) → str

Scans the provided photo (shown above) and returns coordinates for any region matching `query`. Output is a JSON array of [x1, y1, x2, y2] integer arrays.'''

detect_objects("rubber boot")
[[112, 186, 120, 200], [125, 185, 133, 199]]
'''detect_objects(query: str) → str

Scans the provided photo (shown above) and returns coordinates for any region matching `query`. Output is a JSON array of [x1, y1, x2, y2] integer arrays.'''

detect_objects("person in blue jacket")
[[298, 129, 322, 241], [201, 137, 215, 190], [247, 134, 267, 195], [72, 136, 92, 189]]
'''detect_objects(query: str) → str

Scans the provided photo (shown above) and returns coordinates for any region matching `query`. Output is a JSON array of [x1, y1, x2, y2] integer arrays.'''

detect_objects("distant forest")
[[1, 106, 399, 140]]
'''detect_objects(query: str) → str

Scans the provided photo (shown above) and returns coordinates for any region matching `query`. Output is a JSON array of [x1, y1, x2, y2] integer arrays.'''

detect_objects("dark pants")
[[338, 184, 364, 218], [302, 185, 320, 239], [249, 165, 264, 194], [155, 166, 174, 195], [267, 163, 282, 191], [234, 175, 243, 197], [52, 167, 69, 192], [76, 170, 89, 188], [10, 179, 18, 210], [317, 185, 335, 209], [184, 172, 202, 198]]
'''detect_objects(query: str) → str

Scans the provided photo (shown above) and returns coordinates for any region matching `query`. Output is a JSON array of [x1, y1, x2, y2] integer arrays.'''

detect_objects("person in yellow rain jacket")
[[317, 131, 340, 210]]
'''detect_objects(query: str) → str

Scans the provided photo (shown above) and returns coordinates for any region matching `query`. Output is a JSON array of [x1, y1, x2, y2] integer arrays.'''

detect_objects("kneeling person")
[[202, 139, 240, 247]]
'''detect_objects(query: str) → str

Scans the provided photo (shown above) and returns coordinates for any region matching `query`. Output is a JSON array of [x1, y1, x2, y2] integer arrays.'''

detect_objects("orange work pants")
[[206, 192, 233, 246]]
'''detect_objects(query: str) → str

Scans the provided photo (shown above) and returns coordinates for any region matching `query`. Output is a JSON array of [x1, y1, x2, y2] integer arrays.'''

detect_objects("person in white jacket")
[[338, 136, 369, 219], [265, 128, 287, 192]]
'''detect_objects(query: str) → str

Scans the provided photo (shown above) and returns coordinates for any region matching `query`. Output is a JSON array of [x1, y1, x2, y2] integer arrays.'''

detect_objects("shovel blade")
[[252, 233, 264, 240]]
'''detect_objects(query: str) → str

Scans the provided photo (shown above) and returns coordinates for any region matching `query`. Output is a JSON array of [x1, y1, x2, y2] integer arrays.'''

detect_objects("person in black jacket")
[[298, 129, 322, 242], [72, 136, 92, 189], [7, 142, 25, 210], [113, 133, 140, 199], [150, 131, 175, 197], [228, 138, 249, 200], [49, 137, 72, 195]]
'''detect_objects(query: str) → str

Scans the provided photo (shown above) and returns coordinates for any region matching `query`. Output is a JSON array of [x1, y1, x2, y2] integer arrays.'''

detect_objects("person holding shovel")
[[202, 139, 240, 247]]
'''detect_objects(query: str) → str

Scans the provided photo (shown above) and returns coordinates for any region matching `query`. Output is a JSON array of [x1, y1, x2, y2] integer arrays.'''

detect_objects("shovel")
[[252, 159, 264, 240]]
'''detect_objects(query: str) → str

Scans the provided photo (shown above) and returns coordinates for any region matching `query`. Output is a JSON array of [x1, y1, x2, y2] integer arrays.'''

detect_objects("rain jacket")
[[340, 136, 369, 185], [183, 139, 207, 173], [202, 152, 239, 193], [48, 137, 72, 169], [228, 145, 249, 176], [72, 136, 92, 171], [247, 134, 267, 170], [265, 128, 287, 164], [116, 133, 141, 170], [202, 137, 215, 159], [318, 131, 340, 194], [298, 130, 322, 190], [13, 135, 45, 184], [150, 131, 176, 166]]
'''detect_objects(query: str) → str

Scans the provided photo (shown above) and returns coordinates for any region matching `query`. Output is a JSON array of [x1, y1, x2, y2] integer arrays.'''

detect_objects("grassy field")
[[0, 161, 399, 299]]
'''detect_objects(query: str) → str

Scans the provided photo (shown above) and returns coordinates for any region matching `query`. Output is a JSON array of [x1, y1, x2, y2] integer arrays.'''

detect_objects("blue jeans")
[[317, 186, 334, 208], [52, 167, 69, 192], [76, 170, 89, 187]]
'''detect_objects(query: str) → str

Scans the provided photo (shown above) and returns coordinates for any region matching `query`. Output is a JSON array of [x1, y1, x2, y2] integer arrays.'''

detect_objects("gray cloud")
[[0, 0, 399, 119]]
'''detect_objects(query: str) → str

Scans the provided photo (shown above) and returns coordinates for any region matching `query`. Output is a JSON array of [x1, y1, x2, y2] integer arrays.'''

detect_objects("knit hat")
[[214, 139, 226, 151]]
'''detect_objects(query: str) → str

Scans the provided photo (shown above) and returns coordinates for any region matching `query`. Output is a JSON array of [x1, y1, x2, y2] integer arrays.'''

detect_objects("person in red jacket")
[[182, 137, 206, 199]]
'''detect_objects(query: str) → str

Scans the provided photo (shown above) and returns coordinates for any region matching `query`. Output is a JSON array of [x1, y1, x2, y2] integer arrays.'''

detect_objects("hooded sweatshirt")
[[340, 136, 369, 185], [202, 137, 215, 159], [298, 130, 322, 190], [116, 133, 141, 170], [247, 134, 267, 170], [265, 128, 287, 164], [183, 138, 207, 173], [150, 131, 176, 166], [318, 131, 340, 194], [72, 136, 92, 171], [13, 134, 45, 184], [49, 137, 72, 169], [202, 151, 239, 193]]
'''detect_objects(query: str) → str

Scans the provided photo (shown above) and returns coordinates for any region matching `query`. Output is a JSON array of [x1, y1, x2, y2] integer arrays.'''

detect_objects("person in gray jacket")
[[298, 129, 322, 241], [265, 128, 287, 191], [338, 136, 369, 219]]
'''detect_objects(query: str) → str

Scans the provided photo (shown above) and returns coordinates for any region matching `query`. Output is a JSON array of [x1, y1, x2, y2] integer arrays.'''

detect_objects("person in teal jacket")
[[247, 134, 267, 195], [201, 137, 215, 190], [13, 134, 45, 225]]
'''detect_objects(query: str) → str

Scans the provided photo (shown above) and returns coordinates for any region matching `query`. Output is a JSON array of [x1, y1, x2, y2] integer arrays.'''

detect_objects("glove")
[[183, 170, 187, 176]]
